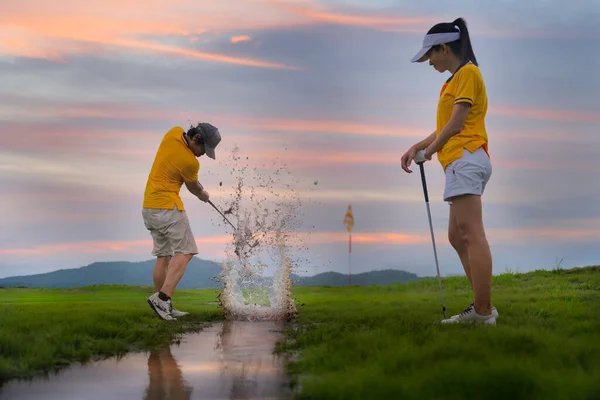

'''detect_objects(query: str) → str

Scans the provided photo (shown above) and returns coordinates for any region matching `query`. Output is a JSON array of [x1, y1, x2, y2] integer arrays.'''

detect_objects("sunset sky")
[[1, 0, 599, 279]]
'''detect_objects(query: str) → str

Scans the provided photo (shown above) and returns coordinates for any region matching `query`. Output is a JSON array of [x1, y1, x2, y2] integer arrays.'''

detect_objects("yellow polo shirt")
[[436, 62, 489, 171], [143, 127, 199, 210]]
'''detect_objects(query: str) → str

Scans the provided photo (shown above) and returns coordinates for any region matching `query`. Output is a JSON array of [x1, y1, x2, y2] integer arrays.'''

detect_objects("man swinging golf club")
[[142, 122, 221, 321]]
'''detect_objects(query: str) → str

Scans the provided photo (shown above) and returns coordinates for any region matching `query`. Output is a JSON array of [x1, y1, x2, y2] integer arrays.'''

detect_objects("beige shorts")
[[142, 206, 198, 257]]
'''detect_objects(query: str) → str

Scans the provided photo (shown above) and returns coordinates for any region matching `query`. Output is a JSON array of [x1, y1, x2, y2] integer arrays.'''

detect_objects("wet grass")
[[0, 285, 222, 385], [242, 287, 272, 306], [279, 265, 600, 400]]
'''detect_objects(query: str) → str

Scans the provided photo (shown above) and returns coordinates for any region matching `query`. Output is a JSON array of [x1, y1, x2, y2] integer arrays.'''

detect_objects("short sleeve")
[[453, 66, 479, 106], [177, 158, 199, 183]]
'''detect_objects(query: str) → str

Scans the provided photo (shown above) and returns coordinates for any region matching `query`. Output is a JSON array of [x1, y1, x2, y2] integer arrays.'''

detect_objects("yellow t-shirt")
[[436, 62, 489, 171], [143, 127, 199, 210]]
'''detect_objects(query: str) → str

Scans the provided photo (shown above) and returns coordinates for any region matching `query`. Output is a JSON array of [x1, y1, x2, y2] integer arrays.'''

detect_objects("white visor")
[[410, 32, 460, 63]]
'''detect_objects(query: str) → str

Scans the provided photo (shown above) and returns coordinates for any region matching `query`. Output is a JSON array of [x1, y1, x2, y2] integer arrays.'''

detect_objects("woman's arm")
[[412, 130, 437, 151], [425, 102, 470, 159]]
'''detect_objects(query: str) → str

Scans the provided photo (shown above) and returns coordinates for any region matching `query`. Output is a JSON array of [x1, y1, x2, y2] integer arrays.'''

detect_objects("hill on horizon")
[[0, 258, 422, 289]]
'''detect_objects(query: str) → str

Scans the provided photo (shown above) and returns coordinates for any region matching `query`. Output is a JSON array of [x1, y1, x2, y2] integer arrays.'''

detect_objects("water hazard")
[[0, 320, 294, 399]]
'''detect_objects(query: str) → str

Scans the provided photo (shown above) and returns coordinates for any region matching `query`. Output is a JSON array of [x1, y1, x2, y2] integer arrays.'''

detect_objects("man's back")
[[143, 127, 200, 211]]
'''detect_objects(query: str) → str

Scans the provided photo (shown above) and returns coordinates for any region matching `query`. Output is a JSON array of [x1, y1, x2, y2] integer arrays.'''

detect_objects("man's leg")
[[450, 193, 493, 317], [153, 209, 198, 318], [161, 209, 197, 295], [153, 256, 170, 292], [154, 254, 192, 318], [160, 254, 193, 297], [143, 208, 178, 321]]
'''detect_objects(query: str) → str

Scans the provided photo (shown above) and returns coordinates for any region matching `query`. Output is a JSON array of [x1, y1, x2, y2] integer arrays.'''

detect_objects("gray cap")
[[197, 123, 221, 159]]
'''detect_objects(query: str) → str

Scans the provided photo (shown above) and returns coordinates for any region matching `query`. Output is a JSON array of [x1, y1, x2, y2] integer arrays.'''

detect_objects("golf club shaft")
[[418, 162, 447, 319], [207, 199, 237, 231]]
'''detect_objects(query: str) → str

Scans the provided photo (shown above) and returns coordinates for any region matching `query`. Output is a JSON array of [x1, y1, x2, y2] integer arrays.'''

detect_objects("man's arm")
[[185, 180, 209, 202]]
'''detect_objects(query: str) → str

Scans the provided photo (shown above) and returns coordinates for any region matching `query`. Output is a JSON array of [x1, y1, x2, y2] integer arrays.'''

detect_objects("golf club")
[[207, 199, 237, 231], [414, 150, 447, 319], [207, 199, 243, 256]]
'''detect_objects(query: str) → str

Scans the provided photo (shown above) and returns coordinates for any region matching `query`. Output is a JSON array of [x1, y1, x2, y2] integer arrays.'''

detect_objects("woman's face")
[[427, 44, 451, 73]]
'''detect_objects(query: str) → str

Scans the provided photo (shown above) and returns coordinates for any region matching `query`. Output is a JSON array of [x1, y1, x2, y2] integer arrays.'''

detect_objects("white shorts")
[[444, 147, 492, 204]]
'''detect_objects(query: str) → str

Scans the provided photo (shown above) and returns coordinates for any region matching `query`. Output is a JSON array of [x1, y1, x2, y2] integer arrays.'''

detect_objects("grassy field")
[[2, 266, 599, 399], [279, 265, 600, 399], [0, 285, 222, 385]]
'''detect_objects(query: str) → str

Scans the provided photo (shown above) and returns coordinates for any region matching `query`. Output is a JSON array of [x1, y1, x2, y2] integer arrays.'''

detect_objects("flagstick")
[[343, 204, 354, 287], [348, 232, 352, 286]]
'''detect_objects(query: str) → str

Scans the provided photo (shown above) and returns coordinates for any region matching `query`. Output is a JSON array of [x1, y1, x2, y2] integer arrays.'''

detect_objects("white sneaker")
[[449, 303, 498, 320], [147, 293, 176, 321], [441, 304, 496, 325], [171, 307, 189, 318]]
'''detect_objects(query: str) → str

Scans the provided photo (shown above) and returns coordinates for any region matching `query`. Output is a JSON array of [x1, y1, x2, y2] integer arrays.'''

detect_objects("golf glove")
[[414, 149, 427, 164]]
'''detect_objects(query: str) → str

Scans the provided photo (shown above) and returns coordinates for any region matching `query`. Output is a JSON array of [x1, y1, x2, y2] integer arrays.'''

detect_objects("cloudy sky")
[[1, 0, 600, 279]]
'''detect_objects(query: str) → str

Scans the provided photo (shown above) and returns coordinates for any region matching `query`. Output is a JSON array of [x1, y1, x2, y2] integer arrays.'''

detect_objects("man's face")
[[189, 135, 206, 157]]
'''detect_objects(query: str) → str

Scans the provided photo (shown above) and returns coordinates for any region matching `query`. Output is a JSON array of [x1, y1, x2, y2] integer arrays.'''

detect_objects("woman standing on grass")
[[400, 18, 498, 325]]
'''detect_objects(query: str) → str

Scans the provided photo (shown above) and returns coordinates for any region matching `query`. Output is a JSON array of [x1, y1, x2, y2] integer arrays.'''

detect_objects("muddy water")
[[0, 321, 294, 400]]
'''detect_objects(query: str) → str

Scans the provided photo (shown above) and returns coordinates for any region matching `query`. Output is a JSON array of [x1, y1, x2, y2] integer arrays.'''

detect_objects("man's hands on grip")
[[198, 189, 210, 202], [185, 180, 210, 202]]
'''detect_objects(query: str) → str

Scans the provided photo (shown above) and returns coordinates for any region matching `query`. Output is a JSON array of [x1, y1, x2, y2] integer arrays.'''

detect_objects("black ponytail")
[[426, 17, 478, 66], [452, 18, 477, 66]]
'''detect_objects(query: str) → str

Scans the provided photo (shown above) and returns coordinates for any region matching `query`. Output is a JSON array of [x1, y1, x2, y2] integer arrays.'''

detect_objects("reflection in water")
[[144, 347, 193, 400], [0, 320, 293, 400], [215, 320, 291, 399]]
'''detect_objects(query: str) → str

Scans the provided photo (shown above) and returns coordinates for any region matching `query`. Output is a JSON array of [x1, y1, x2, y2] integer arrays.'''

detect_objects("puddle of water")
[[0, 320, 294, 400]]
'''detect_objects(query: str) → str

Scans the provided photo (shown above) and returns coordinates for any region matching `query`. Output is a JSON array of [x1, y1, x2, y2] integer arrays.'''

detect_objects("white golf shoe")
[[147, 292, 176, 321], [449, 303, 498, 320], [441, 304, 497, 325], [170, 307, 189, 318]]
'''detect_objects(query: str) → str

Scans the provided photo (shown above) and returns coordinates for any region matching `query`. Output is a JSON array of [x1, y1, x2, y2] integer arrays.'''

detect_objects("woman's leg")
[[448, 205, 472, 290], [449, 193, 493, 316]]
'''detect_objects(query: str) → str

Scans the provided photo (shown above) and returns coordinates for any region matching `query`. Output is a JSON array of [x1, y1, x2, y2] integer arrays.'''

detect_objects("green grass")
[[2, 266, 600, 399], [278, 266, 600, 400], [0, 285, 222, 385], [242, 287, 272, 306]]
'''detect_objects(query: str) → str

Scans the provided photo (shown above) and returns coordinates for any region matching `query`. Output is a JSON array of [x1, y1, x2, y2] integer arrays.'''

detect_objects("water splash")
[[215, 145, 310, 321]]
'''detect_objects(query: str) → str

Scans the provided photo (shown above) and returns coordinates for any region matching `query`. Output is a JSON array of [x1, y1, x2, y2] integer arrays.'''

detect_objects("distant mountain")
[[0, 258, 223, 289], [291, 269, 420, 286], [0, 258, 420, 289]]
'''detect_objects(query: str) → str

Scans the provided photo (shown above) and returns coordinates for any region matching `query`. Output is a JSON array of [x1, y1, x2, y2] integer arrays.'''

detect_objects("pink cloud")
[[113, 38, 299, 70], [0, 0, 580, 70], [0, 1, 301, 69], [231, 35, 252, 43], [0, 236, 231, 256], [0, 119, 581, 174], [3, 223, 599, 258], [272, 1, 436, 30]]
